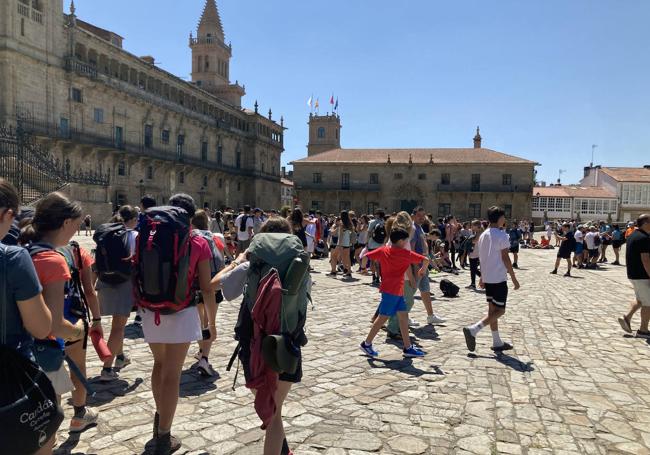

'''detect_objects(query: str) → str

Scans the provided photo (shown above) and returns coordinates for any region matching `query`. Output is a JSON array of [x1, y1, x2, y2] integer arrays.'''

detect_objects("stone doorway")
[[400, 199, 418, 214]]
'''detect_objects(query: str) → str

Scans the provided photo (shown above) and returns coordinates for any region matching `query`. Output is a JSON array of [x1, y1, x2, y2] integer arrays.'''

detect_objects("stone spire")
[[473, 126, 482, 149], [198, 0, 225, 42]]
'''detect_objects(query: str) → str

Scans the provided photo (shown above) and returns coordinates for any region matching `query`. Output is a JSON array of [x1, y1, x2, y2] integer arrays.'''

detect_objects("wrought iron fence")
[[0, 123, 109, 204]]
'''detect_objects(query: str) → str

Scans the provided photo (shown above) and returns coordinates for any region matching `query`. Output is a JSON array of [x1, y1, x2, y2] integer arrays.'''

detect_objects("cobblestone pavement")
[[55, 235, 650, 454]]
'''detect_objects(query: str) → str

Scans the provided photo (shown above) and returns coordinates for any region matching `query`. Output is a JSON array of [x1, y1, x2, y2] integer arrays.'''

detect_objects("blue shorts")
[[377, 292, 408, 317], [575, 243, 584, 254]]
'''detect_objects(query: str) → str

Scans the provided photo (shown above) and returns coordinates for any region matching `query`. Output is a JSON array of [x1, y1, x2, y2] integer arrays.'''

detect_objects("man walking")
[[235, 205, 254, 254], [463, 206, 520, 353], [618, 214, 650, 338]]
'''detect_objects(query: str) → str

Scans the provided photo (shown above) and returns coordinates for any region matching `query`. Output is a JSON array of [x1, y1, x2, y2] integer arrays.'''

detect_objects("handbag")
[[0, 245, 64, 454]]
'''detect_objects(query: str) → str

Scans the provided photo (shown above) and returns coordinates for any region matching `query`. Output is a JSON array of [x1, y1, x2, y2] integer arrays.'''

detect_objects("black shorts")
[[484, 282, 508, 308], [602, 239, 611, 246], [588, 248, 599, 258], [509, 244, 520, 254], [613, 240, 625, 249], [557, 248, 572, 259], [239, 341, 303, 384]]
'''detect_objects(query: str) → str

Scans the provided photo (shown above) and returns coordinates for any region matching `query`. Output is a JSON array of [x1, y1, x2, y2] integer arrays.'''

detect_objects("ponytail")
[[20, 192, 83, 243]]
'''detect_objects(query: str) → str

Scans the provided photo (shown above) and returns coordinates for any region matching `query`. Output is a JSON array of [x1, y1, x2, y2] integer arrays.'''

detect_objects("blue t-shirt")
[[0, 244, 43, 358], [507, 228, 522, 246]]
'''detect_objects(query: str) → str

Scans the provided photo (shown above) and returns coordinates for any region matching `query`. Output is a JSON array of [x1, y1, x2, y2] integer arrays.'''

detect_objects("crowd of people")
[[1, 175, 649, 455]]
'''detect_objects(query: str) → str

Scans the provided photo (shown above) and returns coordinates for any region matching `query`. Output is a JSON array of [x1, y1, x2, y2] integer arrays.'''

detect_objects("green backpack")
[[229, 233, 311, 378]]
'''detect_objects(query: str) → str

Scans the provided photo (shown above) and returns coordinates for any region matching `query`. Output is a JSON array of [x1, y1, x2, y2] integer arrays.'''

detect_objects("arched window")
[[317, 127, 325, 138]]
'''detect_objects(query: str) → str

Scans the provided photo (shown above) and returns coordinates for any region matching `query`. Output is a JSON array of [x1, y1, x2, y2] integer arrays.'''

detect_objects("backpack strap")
[[0, 244, 7, 345]]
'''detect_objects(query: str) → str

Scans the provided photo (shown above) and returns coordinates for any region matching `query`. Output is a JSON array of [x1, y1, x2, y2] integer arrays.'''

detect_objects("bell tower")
[[307, 113, 342, 156], [189, 0, 244, 107]]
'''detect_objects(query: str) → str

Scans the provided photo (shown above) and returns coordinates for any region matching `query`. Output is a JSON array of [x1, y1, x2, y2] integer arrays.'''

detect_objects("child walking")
[[463, 207, 520, 353], [360, 228, 430, 358]]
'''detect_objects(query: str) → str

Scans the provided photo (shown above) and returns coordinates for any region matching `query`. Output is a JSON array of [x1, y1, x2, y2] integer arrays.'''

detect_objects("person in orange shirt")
[[23, 192, 102, 441], [626, 222, 636, 239]]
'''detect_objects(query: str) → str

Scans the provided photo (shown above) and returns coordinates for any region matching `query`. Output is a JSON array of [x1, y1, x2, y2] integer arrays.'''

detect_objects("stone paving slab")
[[52, 235, 650, 454]]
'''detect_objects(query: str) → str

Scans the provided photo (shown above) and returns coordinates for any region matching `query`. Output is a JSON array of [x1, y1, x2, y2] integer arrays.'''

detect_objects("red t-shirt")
[[187, 235, 213, 290], [365, 245, 426, 296]]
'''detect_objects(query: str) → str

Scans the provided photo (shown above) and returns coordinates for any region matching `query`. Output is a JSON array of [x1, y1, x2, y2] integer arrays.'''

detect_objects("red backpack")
[[135, 207, 193, 324]]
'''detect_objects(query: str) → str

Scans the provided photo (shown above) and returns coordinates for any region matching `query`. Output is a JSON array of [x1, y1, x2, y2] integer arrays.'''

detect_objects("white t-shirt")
[[574, 230, 584, 244], [584, 231, 597, 250], [235, 214, 254, 241], [478, 227, 511, 284]]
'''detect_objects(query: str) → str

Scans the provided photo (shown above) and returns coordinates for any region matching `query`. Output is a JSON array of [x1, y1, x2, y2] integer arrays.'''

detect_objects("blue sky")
[[74, 0, 650, 185]]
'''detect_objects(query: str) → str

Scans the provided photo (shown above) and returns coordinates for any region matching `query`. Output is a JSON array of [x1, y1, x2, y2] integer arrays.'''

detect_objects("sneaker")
[[100, 368, 119, 382], [563, 272, 571, 277], [612, 261, 620, 266], [114, 355, 131, 369], [359, 341, 379, 357], [69, 408, 98, 433], [427, 314, 446, 324], [491, 342, 514, 352], [155, 432, 181, 455], [635, 330, 650, 339], [466, 284, 476, 290], [133, 314, 142, 327], [512, 263, 518, 269], [408, 318, 420, 328], [618, 316, 632, 334], [403, 346, 426, 358], [463, 327, 476, 352], [196, 357, 217, 377], [550, 270, 557, 275]]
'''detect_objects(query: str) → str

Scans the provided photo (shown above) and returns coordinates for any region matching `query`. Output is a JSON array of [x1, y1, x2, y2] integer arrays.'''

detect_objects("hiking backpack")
[[27, 242, 88, 323], [239, 214, 250, 232], [440, 279, 460, 298], [192, 229, 225, 278], [135, 206, 193, 317], [371, 222, 386, 244], [229, 233, 311, 427], [93, 223, 133, 285]]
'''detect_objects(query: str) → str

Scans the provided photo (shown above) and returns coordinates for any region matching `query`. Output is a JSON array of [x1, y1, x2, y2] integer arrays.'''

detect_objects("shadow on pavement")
[[85, 377, 144, 406], [366, 357, 445, 377], [467, 352, 535, 372], [411, 325, 441, 341], [179, 367, 219, 397]]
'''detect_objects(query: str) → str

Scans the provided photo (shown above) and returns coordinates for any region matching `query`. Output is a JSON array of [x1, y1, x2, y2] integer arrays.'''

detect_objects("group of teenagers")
[[343, 206, 521, 359], [0, 179, 310, 455]]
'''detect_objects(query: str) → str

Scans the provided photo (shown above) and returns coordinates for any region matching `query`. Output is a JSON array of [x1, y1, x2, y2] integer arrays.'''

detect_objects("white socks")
[[492, 330, 503, 347], [469, 322, 484, 336]]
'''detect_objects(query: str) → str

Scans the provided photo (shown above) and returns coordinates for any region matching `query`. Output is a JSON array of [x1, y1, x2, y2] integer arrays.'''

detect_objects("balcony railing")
[[436, 184, 532, 193], [31, 9, 43, 24], [17, 3, 29, 17], [65, 56, 98, 79], [296, 182, 381, 192], [19, 119, 280, 183]]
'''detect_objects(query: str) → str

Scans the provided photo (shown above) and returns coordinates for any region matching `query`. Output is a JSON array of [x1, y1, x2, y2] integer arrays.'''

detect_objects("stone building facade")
[[0, 0, 284, 220], [292, 115, 536, 220]]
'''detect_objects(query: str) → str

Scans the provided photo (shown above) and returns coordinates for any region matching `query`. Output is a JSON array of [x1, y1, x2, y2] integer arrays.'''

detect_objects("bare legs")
[[149, 343, 191, 434], [104, 315, 128, 369]]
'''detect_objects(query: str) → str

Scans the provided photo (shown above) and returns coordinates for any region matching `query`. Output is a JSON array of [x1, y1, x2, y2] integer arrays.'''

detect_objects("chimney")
[[281, 166, 286, 178], [473, 126, 482, 149], [541, 181, 546, 187], [140, 56, 155, 65], [583, 166, 591, 178]]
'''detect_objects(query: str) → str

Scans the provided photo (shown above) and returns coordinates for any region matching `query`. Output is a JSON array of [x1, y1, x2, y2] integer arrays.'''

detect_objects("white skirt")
[[45, 364, 75, 396], [141, 306, 202, 344]]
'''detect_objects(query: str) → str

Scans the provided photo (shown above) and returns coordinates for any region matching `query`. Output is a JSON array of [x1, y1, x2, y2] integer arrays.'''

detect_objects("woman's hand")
[[89, 319, 103, 338]]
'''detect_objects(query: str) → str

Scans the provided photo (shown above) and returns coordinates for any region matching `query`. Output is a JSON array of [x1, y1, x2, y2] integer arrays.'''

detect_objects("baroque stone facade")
[[0, 0, 284, 220], [293, 115, 536, 220]]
